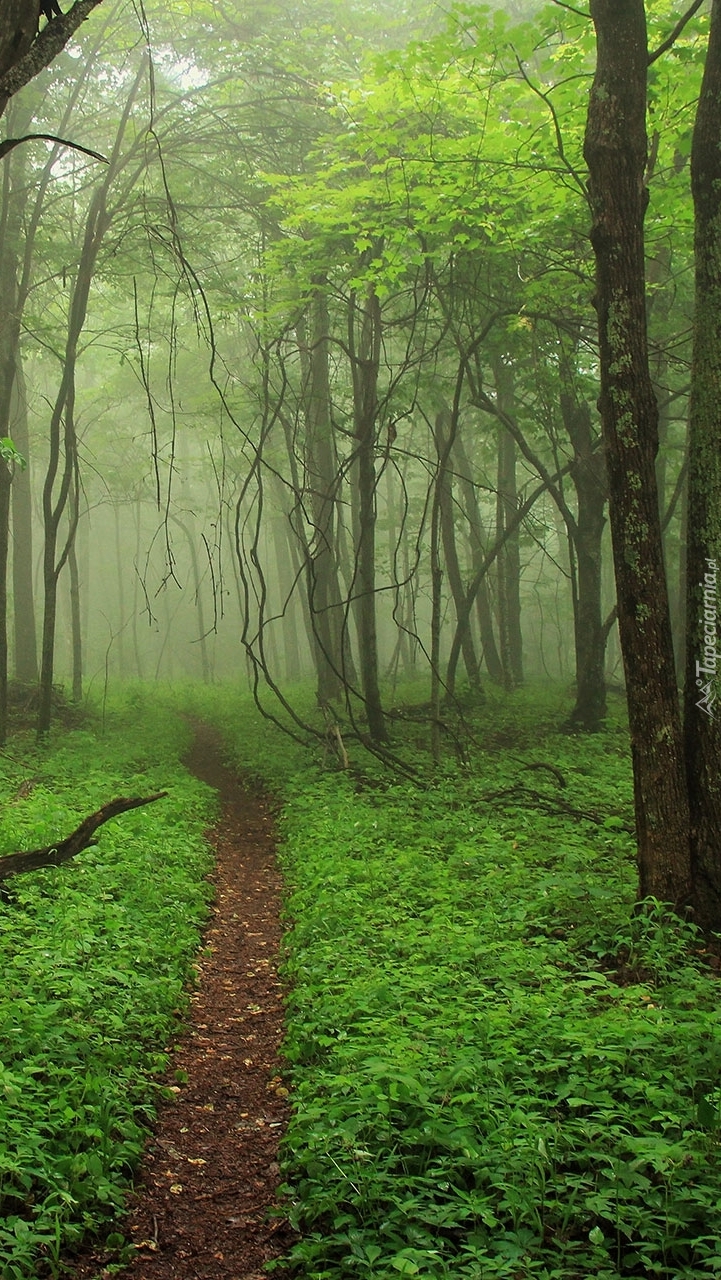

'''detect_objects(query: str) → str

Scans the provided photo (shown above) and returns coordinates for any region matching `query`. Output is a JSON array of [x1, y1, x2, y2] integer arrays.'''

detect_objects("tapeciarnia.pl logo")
[[696, 558, 718, 719]]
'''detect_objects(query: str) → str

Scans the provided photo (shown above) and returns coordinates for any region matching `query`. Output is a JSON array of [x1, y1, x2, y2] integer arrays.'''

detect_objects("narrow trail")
[[67, 722, 297, 1280]]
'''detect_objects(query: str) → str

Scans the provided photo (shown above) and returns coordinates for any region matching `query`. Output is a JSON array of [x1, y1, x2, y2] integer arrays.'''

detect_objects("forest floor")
[[64, 721, 297, 1280]]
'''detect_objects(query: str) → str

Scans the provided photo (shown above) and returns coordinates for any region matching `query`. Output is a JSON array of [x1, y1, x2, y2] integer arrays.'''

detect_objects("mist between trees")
[[0, 0, 718, 920]]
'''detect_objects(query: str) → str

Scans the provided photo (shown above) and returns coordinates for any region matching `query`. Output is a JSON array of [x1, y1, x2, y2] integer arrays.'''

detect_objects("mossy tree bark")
[[584, 0, 692, 905], [0, 0, 105, 120], [685, 0, 721, 932]]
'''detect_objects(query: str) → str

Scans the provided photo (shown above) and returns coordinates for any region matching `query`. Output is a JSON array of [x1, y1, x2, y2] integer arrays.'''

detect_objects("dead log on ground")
[[0, 791, 168, 882]]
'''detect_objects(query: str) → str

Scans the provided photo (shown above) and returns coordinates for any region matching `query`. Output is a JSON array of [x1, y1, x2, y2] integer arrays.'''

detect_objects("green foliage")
[[205, 684, 721, 1280], [0, 696, 215, 1278], [0, 439, 25, 471]]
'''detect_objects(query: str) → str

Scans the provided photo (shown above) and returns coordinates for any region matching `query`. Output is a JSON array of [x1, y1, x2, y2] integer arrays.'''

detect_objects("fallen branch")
[[0, 791, 167, 882], [478, 783, 634, 833]]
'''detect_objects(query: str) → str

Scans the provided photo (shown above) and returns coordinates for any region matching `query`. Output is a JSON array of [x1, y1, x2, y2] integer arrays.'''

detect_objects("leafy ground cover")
[[2, 681, 720, 1280], [202, 682, 721, 1280], [0, 694, 215, 1279]]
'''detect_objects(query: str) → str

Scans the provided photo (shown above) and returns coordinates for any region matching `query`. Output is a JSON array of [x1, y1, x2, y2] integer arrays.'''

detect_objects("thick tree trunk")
[[297, 290, 347, 701], [685, 0, 721, 932], [0, 463, 10, 742], [0, 0, 105, 120], [584, 0, 691, 905]]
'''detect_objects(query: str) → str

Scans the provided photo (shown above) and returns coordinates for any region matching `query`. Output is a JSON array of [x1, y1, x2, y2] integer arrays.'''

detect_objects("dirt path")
[[66, 722, 296, 1280]]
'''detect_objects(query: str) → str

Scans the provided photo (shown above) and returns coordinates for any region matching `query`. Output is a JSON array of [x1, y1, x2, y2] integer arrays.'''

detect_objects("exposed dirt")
[[64, 722, 297, 1280]]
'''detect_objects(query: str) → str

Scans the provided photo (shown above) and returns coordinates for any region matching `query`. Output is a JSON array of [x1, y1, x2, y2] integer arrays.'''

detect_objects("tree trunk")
[[493, 357, 523, 689], [434, 408, 481, 692], [452, 433, 503, 684], [561, 395, 608, 730], [0, 0, 106, 121], [113, 503, 126, 679], [37, 61, 145, 733], [169, 515, 210, 684], [584, 0, 691, 905], [68, 532, 82, 704], [297, 290, 347, 701], [271, 506, 301, 682], [685, 0, 721, 931], [349, 289, 386, 742], [131, 497, 144, 680], [0, 462, 10, 742], [0, 95, 33, 735], [384, 460, 414, 686], [10, 360, 37, 683]]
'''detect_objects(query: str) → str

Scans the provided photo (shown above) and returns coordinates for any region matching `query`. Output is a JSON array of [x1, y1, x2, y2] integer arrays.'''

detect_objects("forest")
[[0, 0, 719, 1276]]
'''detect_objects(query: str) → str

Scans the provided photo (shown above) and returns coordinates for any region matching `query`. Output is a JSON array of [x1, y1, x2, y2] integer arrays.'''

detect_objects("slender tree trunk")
[[271, 507, 301, 682], [132, 497, 144, 680], [584, 0, 691, 905], [384, 460, 413, 683], [37, 61, 145, 733], [429, 455, 443, 764], [170, 515, 210, 684], [493, 357, 523, 688], [113, 503, 126, 679], [10, 360, 37, 682], [349, 289, 386, 742], [434, 408, 481, 693], [453, 434, 503, 684], [561, 395, 608, 730], [68, 534, 82, 704], [685, 0, 721, 932], [0, 97, 31, 736]]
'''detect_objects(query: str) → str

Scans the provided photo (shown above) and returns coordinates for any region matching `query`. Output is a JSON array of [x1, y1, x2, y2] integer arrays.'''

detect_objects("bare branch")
[[513, 53, 588, 198], [0, 132, 107, 162], [648, 0, 705, 65]]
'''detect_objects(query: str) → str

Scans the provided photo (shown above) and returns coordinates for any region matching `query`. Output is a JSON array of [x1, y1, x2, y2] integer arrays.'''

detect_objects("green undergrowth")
[[191, 681, 721, 1280], [0, 694, 216, 1279]]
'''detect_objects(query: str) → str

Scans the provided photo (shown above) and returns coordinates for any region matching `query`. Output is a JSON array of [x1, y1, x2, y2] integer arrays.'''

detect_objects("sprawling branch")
[[0, 132, 107, 162], [0, 791, 167, 882]]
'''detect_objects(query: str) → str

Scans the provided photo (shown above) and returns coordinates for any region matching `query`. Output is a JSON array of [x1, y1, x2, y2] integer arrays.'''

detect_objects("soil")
[[63, 722, 297, 1280]]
